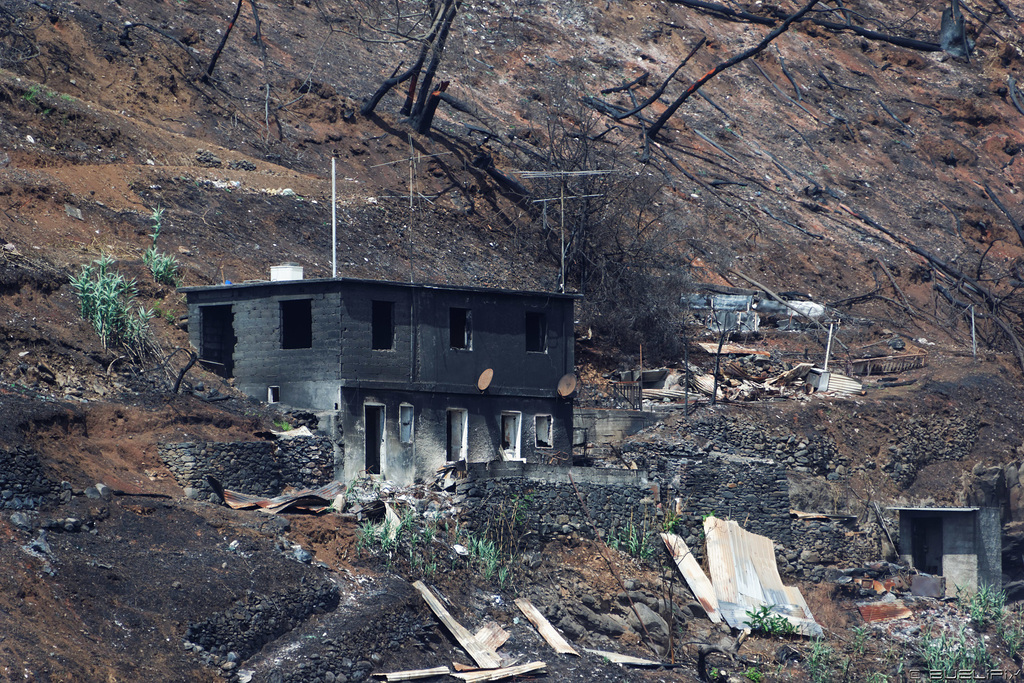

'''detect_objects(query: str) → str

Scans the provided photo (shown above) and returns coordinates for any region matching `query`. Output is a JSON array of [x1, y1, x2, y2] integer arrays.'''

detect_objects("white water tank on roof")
[[271, 263, 304, 281]]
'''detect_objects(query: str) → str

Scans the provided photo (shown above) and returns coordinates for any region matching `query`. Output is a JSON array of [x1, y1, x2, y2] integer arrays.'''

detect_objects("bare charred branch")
[[666, 0, 943, 52], [811, 18, 941, 51], [601, 72, 650, 94], [595, 38, 706, 122], [206, 0, 244, 80], [645, 0, 820, 145], [664, 0, 775, 25], [983, 183, 1024, 247], [1009, 77, 1024, 118], [121, 23, 204, 67]]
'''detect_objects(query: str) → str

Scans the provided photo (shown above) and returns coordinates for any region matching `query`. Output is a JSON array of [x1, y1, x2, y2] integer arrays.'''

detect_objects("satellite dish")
[[556, 373, 577, 397], [477, 368, 494, 392]]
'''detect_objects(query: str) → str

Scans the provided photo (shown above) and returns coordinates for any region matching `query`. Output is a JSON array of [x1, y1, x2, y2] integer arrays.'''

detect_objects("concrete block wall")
[[339, 285, 413, 384], [159, 436, 336, 501], [230, 290, 342, 393]]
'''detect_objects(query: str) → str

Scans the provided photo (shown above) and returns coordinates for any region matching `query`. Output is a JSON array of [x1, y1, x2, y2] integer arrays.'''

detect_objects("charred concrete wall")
[[337, 390, 573, 485], [0, 447, 64, 510], [183, 278, 577, 487], [159, 437, 336, 501]]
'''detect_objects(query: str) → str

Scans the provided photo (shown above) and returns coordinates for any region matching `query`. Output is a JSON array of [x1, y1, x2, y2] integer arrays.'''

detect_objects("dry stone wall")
[[459, 462, 660, 553], [0, 446, 65, 509], [880, 415, 977, 487], [159, 436, 336, 501], [185, 578, 339, 663]]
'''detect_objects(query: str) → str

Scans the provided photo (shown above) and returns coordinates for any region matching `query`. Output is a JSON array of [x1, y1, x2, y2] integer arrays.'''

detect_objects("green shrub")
[[142, 206, 180, 286], [746, 604, 797, 637], [919, 624, 989, 677], [957, 583, 1005, 630], [807, 638, 835, 683], [70, 254, 154, 359]]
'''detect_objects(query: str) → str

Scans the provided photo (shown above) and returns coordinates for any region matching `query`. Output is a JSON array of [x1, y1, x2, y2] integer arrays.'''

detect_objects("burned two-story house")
[[181, 268, 577, 485]]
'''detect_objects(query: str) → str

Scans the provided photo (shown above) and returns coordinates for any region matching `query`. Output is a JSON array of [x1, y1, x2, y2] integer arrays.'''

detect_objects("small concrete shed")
[[890, 506, 1001, 597]]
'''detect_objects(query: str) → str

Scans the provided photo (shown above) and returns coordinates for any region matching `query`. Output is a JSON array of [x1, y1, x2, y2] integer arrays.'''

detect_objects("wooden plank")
[[451, 661, 546, 682], [514, 598, 579, 656], [584, 649, 662, 666], [372, 666, 450, 681], [384, 502, 402, 542], [473, 622, 510, 652], [697, 342, 770, 356], [413, 581, 501, 669], [660, 533, 721, 623], [858, 601, 912, 622]]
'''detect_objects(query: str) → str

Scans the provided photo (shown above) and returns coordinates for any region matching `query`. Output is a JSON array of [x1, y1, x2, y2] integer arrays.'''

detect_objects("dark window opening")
[[525, 311, 547, 353], [280, 299, 313, 349], [535, 415, 553, 448], [449, 308, 472, 350], [371, 300, 395, 350], [268, 386, 280, 403], [200, 305, 236, 378]]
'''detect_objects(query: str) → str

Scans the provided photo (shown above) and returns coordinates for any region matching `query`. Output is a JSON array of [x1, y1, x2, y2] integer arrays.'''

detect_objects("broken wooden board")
[[764, 362, 813, 388], [384, 502, 401, 543], [697, 342, 770, 356], [584, 649, 662, 667], [473, 622, 510, 652], [514, 598, 579, 655], [451, 661, 546, 682], [372, 666, 450, 681], [413, 581, 501, 669], [857, 600, 912, 622], [660, 533, 722, 623]]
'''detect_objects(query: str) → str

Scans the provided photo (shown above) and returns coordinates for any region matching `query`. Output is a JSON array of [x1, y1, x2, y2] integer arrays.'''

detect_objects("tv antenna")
[[517, 169, 614, 292]]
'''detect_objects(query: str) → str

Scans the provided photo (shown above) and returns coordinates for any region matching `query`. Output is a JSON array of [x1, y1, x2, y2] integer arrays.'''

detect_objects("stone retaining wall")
[[159, 436, 336, 501], [631, 415, 849, 478], [0, 447, 64, 510], [185, 577, 339, 661], [460, 474, 660, 551], [459, 455, 879, 579]]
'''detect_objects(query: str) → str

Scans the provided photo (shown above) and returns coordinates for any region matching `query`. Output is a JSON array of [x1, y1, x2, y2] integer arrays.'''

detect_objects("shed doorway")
[[911, 516, 943, 576]]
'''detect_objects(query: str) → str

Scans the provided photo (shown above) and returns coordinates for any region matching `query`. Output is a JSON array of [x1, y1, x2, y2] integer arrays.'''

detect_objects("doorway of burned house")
[[501, 412, 522, 460], [200, 305, 235, 377], [364, 404, 385, 475], [912, 516, 943, 576], [447, 409, 467, 462]]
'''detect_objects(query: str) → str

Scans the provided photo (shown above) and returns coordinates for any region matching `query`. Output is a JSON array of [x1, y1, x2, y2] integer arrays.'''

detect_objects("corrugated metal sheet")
[[221, 480, 346, 514], [703, 516, 822, 637], [825, 372, 862, 396]]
